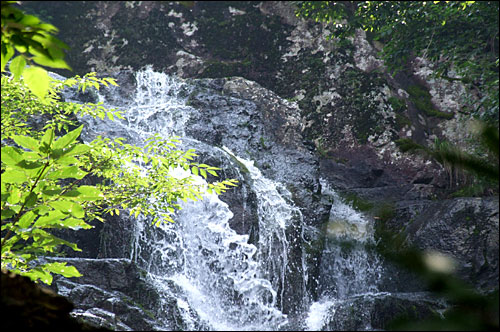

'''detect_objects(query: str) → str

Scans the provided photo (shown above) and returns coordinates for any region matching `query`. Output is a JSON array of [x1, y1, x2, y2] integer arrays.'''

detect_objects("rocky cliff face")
[[18, 1, 499, 330], [25, 0, 478, 191]]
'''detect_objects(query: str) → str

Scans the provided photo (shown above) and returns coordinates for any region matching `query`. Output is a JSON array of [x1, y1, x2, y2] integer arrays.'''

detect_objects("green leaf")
[[74, 185, 103, 201], [46, 166, 87, 180], [9, 55, 26, 80], [23, 151, 43, 161], [1, 43, 15, 72], [2, 169, 27, 184], [61, 144, 91, 157], [61, 217, 92, 229], [68, 202, 85, 218], [105, 77, 119, 86], [12, 134, 39, 152], [23, 267, 53, 285], [32, 55, 71, 70], [7, 187, 22, 205], [19, 14, 41, 25], [23, 192, 38, 209], [23, 65, 51, 101], [18, 211, 37, 229], [53, 125, 83, 150], [44, 262, 82, 278], [47, 200, 73, 213], [34, 205, 52, 216], [207, 169, 218, 176], [14, 160, 44, 170], [42, 188, 62, 196], [53, 155, 78, 165], [31, 228, 81, 252], [40, 128, 55, 152], [33, 210, 65, 227], [1, 208, 16, 220], [1, 146, 23, 165], [46, 200, 84, 218]]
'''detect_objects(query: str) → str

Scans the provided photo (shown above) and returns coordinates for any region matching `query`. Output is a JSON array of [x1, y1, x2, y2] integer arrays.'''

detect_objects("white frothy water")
[[79, 68, 292, 330], [222, 147, 305, 312], [305, 179, 383, 330], [305, 300, 336, 331]]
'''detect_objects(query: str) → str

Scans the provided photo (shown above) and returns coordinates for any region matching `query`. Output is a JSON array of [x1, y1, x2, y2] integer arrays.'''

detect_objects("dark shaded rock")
[[21, 1, 470, 193], [47, 257, 209, 331], [1, 269, 109, 331], [98, 213, 136, 259], [321, 292, 446, 331], [51, 217, 105, 259], [46, 257, 204, 330], [47, 258, 159, 330], [380, 197, 499, 291]]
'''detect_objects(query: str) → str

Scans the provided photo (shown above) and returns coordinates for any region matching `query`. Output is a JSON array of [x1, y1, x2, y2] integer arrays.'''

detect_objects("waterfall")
[[222, 147, 305, 312], [305, 179, 384, 330], [75, 67, 387, 330], [79, 67, 294, 330]]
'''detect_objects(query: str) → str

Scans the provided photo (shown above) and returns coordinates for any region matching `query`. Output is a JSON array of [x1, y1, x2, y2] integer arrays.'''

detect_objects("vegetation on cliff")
[[297, 0, 499, 196], [296, 1, 498, 121]]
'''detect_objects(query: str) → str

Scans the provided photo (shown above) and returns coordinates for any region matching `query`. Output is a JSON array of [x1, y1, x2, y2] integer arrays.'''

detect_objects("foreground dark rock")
[[47, 258, 207, 331], [1, 269, 109, 331]]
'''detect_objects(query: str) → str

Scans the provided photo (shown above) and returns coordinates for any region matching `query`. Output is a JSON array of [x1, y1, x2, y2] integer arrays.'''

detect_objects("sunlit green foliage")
[[1, 2, 237, 284], [1, 72, 237, 285], [1, 0, 71, 101]]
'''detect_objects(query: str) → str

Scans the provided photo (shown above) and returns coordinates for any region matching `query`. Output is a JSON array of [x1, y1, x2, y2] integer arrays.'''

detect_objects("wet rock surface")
[[320, 292, 447, 331], [24, 1, 463, 180], [48, 258, 160, 331], [14, 69, 497, 329], [47, 258, 207, 331], [18, 69, 496, 330]]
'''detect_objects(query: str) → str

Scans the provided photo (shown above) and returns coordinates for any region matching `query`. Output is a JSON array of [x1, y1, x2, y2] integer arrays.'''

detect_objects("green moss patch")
[[406, 84, 454, 119], [388, 96, 407, 113], [341, 192, 375, 212]]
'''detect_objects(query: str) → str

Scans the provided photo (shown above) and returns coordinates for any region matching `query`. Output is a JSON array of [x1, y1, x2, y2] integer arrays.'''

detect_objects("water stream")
[[76, 67, 385, 330], [305, 180, 384, 330]]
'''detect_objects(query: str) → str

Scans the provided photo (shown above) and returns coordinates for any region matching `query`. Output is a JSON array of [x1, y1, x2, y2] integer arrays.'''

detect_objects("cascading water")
[[222, 147, 305, 313], [74, 67, 388, 330], [78, 67, 293, 330], [305, 180, 384, 330], [317, 179, 382, 299]]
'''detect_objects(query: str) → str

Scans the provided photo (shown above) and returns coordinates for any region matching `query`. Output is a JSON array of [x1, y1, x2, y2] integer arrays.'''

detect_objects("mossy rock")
[[196, 1, 290, 87], [339, 69, 391, 144], [340, 191, 375, 212], [406, 84, 453, 119], [388, 96, 407, 113]]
